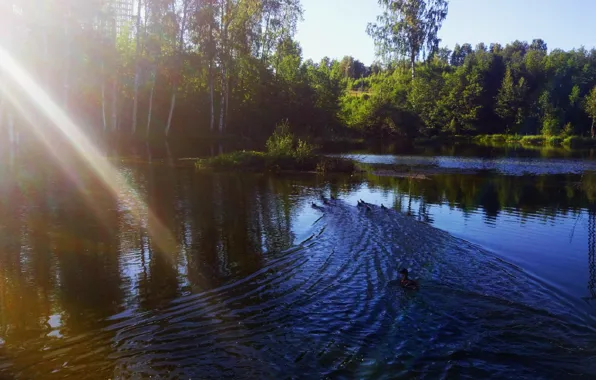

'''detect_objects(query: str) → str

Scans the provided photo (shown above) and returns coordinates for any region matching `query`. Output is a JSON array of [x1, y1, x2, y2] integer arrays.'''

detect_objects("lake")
[[1, 142, 596, 379]]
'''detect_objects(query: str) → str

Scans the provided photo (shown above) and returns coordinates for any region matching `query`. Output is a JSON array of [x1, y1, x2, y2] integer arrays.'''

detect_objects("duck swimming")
[[398, 269, 418, 290]]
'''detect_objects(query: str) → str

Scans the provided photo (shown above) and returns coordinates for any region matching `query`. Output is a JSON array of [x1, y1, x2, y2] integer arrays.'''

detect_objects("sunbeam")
[[0, 46, 177, 261]]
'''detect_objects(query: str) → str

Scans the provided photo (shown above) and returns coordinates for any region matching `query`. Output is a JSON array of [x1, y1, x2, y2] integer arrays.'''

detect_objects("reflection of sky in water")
[[344, 186, 589, 299], [47, 314, 63, 338], [336, 154, 596, 175]]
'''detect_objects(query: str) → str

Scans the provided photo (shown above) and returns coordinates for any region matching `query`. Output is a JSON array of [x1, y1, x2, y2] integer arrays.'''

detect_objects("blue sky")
[[295, 0, 596, 65]]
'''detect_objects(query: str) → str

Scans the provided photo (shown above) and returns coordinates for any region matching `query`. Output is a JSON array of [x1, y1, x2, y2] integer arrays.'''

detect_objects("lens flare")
[[0, 46, 177, 261]]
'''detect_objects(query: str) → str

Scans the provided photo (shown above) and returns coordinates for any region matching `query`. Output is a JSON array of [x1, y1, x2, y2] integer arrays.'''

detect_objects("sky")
[[295, 0, 596, 65]]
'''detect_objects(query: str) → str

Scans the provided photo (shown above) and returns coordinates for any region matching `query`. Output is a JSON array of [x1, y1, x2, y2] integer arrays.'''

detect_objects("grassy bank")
[[196, 151, 356, 173], [473, 134, 596, 148], [196, 121, 356, 174], [414, 135, 472, 145]]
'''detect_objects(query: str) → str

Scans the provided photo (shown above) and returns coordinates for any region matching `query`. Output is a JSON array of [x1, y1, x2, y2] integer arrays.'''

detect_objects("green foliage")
[[495, 68, 528, 133], [295, 139, 315, 161], [7, 1, 596, 144], [367, 0, 449, 77], [315, 157, 356, 173], [266, 120, 295, 156], [198, 151, 268, 171], [541, 113, 560, 136], [474, 134, 596, 148], [196, 120, 351, 173], [562, 122, 574, 137], [338, 40, 596, 140], [520, 135, 546, 145], [265, 120, 316, 159], [196, 146, 353, 173], [584, 86, 596, 121]]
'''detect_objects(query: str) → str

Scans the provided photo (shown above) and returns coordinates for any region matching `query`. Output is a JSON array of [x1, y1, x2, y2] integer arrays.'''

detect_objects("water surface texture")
[[1, 148, 596, 379]]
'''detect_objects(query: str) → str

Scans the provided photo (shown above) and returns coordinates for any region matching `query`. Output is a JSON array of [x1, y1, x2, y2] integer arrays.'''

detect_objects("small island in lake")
[[196, 121, 357, 174]]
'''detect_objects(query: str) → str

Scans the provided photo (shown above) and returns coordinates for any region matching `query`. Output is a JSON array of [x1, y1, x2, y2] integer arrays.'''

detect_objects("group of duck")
[[310, 194, 418, 291], [311, 195, 389, 214], [357, 199, 389, 212]]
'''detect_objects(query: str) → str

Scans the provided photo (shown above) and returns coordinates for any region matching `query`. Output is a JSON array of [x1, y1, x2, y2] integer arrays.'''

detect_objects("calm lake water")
[[1, 142, 596, 379]]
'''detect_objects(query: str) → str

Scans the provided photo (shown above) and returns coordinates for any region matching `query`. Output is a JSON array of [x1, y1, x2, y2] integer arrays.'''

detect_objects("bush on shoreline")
[[196, 121, 356, 174], [472, 134, 596, 147]]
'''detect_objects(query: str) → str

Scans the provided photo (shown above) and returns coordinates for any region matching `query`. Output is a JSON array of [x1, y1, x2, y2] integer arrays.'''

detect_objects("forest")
[[3, 0, 596, 143]]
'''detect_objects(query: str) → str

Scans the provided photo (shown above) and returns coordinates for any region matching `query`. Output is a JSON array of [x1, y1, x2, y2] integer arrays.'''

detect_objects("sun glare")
[[0, 46, 177, 260]]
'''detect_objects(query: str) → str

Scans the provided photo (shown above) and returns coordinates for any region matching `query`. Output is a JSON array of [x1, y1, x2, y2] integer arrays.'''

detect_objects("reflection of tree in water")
[[588, 208, 596, 299], [0, 158, 126, 377], [367, 172, 591, 220], [254, 177, 294, 253], [136, 165, 182, 310]]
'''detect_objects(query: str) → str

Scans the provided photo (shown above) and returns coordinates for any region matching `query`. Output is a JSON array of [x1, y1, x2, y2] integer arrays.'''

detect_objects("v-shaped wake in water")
[[51, 201, 596, 379]]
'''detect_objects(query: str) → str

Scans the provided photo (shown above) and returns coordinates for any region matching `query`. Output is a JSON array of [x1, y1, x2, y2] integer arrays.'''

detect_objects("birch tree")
[[367, 0, 449, 78], [165, 0, 191, 137], [131, 0, 144, 134]]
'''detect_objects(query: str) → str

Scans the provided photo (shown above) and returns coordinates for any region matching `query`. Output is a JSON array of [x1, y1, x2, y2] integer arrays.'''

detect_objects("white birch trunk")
[[132, 0, 143, 134], [165, 90, 176, 137], [165, 140, 173, 166], [225, 76, 229, 127], [101, 61, 107, 132], [219, 65, 225, 134], [146, 69, 156, 138], [165, 0, 188, 137], [111, 80, 118, 131], [63, 20, 70, 110], [132, 71, 140, 134], [209, 62, 215, 131]]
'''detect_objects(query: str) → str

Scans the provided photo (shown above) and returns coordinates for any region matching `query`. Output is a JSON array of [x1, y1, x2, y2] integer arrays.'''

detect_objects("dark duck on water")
[[358, 200, 372, 212], [398, 268, 418, 290]]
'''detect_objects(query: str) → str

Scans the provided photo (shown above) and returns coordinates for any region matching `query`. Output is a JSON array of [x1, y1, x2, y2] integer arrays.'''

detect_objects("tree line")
[[2, 0, 596, 143], [345, 39, 596, 139]]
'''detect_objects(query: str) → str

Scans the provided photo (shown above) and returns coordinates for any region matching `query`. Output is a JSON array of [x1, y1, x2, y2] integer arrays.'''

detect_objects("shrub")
[[197, 151, 266, 170], [315, 157, 356, 173], [197, 120, 355, 174], [520, 135, 546, 145], [294, 139, 315, 161], [541, 115, 560, 136], [561, 122, 574, 137], [546, 136, 562, 146], [266, 119, 294, 156]]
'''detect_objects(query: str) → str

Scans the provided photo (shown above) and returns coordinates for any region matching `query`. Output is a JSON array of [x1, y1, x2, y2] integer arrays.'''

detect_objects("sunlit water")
[[334, 153, 596, 175], [1, 146, 596, 379]]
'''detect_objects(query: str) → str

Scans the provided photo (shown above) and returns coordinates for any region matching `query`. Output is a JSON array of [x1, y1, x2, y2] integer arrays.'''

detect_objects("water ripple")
[[11, 201, 593, 379], [77, 200, 594, 379]]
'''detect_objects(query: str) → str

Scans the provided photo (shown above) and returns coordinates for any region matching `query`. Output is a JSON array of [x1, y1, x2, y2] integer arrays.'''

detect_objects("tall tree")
[[584, 86, 596, 138], [495, 67, 528, 133], [367, 0, 449, 78], [165, 0, 191, 137], [132, 0, 143, 134]]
